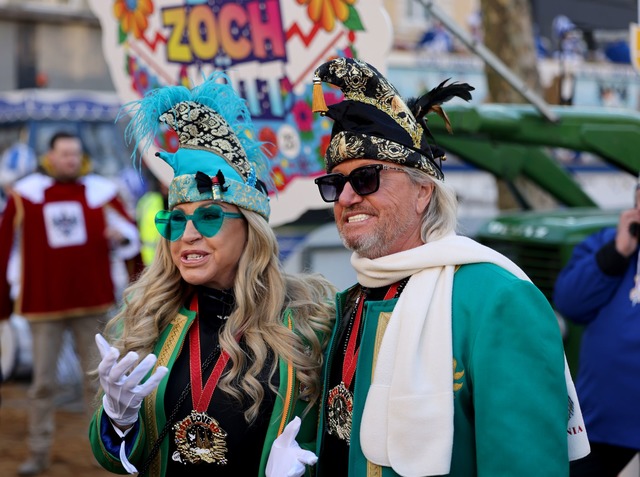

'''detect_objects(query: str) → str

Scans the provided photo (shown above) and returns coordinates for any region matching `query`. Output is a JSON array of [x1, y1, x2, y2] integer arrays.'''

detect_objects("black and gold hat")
[[312, 57, 474, 180]]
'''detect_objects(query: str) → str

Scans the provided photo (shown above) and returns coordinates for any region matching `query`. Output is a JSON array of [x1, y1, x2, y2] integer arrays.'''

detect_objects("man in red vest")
[[0, 131, 142, 475]]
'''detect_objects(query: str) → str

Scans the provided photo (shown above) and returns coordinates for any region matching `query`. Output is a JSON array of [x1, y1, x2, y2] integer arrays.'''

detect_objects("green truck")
[[475, 207, 620, 374], [429, 104, 640, 375]]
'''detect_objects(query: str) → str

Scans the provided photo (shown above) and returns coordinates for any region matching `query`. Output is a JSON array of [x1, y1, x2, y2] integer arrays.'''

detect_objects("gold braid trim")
[[366, 311, 393, 477], [145, 313, 189, 477]]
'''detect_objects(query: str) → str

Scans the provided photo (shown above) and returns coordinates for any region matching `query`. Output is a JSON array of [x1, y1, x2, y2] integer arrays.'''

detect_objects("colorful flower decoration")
[[297, 0, 359, 32], [258, 127, 278, 159], [291, 100, 313, 132], [318, 133, 331, 159], [156, 127, 179, 153], [271, 165, 287, 191], [114, 0, 154, 39], [127, 55, 162, 97]]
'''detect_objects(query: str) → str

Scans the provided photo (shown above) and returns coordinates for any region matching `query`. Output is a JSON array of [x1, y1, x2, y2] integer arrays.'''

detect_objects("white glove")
[[96, 333, 168, 428], [266, 416, 318, 477]]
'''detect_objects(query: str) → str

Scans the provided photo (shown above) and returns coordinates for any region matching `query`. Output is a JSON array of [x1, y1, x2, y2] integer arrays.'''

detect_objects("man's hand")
[[266, 417, 318, 477], [615, 207, 640, 257], [96, 334, 168, 429]]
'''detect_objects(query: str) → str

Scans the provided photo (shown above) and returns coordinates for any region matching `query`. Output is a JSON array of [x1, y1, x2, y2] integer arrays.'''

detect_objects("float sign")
[[89, 0, 392, 225]]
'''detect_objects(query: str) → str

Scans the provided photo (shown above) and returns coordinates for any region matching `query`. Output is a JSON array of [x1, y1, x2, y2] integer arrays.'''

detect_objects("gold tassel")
[[311, 74, 328, 113]]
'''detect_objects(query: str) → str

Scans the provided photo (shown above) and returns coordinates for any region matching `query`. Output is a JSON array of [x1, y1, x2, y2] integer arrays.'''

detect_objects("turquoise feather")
[[120, 72, 271, 191]]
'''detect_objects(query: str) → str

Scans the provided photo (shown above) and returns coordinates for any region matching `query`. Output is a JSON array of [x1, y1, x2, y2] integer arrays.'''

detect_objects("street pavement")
[[0, 379, 113, 477]]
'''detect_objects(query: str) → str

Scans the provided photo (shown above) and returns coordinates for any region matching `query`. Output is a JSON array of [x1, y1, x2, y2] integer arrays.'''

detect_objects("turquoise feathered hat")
[[124, 73, 271, 220]]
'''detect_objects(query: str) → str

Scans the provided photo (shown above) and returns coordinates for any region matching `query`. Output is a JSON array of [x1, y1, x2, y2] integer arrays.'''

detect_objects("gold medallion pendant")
[[327, 381, 353, 444], [173, 410, 228, 464]]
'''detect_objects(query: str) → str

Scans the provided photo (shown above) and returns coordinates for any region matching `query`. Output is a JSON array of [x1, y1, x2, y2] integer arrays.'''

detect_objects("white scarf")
[[353, 234, 589, 477]]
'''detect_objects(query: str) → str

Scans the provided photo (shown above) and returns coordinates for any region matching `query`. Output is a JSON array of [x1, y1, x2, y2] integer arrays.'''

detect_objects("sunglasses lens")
[[193, 205, 224, 237], [315, 166, 383, 202], [155, 209, 186, 241], [316, 175, 345, 202], [350, 166, 380, 196]]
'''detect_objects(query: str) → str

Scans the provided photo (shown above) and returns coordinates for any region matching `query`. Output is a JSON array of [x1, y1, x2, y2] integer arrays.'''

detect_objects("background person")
[[0, 131, 142, 476], [0, 142, 37, 214], [310, 57, 589, 477], [89, 74, 336, 477], [554, 183, 640, 477], [135, 176, 169, 266], [0, 141, 37, 394]]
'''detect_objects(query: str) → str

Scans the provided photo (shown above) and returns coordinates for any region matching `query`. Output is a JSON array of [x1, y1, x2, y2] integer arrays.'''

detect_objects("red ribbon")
[[341, 281, 401, 388], [189, 294, 231, 412]]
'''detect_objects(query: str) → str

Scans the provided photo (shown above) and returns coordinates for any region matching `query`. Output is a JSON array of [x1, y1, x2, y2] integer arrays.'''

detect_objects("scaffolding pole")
[[417, 0, 559, 123]]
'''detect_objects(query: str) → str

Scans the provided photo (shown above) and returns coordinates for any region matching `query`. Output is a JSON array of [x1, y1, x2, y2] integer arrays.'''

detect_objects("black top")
[[319, 279, 408, 477], [596, 239, 633, 276], [164, 286, 278, 476]]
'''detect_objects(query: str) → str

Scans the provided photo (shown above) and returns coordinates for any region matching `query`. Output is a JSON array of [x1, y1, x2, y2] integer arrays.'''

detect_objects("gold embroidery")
[[348, 91, 422, 148], [160, 101, 252, 179], [453, 358, 465, 393], [278, 312, 295, 435], [331, 57, 422, 149], [145, 312, 190, 477], [372, 311, 392, 366], [367, 460, 383, 477], [366, 311, 393, 476]]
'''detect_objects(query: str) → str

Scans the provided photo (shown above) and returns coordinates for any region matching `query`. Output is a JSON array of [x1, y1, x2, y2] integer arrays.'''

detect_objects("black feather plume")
[[407, 79, 474, 120], [406, 79, 474, 135]]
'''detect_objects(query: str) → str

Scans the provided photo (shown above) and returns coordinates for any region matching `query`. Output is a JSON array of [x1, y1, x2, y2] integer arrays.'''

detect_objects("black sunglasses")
[[314, 164, 407, 203]]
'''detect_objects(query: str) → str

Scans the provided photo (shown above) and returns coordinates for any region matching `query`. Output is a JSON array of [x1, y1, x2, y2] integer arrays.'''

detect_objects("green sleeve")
[[88, 406, 147, 474], [258, 309, 322, 477], [469, 276, 568, 476]]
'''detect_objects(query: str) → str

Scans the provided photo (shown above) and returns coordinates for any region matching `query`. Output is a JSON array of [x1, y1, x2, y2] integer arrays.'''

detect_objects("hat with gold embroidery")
[[312, 57, 474, 180], [124, 73, 271, 219]]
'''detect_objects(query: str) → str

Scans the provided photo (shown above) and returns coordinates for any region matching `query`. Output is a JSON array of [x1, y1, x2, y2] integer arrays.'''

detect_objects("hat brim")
[[326, 131, 444, 180]]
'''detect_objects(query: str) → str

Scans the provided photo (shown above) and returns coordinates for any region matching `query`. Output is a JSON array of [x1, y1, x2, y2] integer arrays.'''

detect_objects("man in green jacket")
[[310, 57, 590, 477]]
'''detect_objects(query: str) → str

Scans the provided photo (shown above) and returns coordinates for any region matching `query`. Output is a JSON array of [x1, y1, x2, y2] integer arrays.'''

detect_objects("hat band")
[[169, 174, 270, 220], [326, 131, 444, 180]]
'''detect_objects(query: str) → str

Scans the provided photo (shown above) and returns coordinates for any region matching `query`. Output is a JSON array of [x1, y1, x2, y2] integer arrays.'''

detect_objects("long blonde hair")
[[404, 167, 458, 242], [105, 209, 335, 422]]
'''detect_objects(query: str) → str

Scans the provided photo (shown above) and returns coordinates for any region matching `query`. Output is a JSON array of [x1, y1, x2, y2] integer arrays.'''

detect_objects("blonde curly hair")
[[104, 208, 336, 422]]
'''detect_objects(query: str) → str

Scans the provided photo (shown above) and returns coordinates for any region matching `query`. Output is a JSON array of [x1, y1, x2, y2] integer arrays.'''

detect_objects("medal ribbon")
[[342, 281, 401, 388], [189, 294, 231, 412]]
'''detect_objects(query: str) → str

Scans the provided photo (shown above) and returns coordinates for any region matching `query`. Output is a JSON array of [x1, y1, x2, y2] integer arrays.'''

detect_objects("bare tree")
[[480, 0, 554, 209], [480, 0, 542, 102]]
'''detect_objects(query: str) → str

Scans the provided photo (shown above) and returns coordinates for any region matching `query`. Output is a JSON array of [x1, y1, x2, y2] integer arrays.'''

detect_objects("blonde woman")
[[89, 74, 335, 477]]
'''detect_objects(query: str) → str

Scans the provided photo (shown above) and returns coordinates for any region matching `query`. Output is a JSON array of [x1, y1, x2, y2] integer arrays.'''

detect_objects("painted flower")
[[271, 165, 288, 191], [318, 133, 331, 160], [291, 100, 313, 132], [157, 128, 179, 153], [324, 89, 344, 108], [114, 0, 154, 39], [128, 55, 161, 97], [131, 63, 149, 95], [258, 127, 278, 159], [297, 0, 356, 32]]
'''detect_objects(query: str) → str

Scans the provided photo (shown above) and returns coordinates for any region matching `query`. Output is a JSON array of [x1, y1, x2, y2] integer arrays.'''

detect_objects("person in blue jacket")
[[554, 182, 640, 477]]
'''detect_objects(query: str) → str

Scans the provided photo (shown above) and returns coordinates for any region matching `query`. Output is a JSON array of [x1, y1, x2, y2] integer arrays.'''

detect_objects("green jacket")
[[90, 307, 317, 477], [317, 262, 569, 477]]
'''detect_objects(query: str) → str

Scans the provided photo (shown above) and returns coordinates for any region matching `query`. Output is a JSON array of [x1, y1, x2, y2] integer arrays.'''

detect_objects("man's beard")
[[338, 216, 413, 260]]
